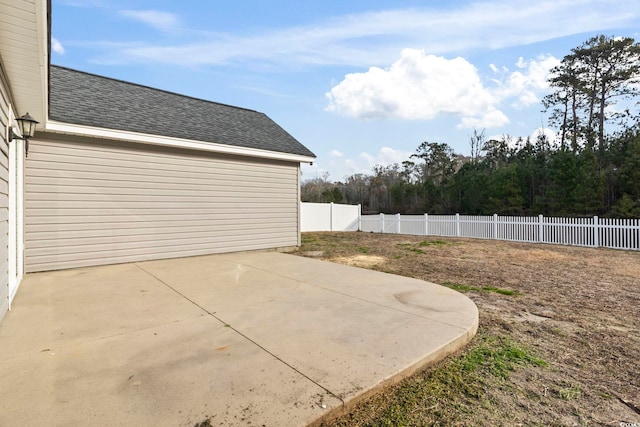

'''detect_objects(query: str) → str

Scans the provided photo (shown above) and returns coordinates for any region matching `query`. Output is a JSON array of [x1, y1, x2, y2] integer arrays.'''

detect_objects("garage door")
[[25, 136, 300, 272]]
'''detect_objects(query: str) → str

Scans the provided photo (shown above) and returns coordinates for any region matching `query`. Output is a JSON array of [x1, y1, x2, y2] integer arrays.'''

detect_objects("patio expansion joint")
[[133, 263, 346, 408]]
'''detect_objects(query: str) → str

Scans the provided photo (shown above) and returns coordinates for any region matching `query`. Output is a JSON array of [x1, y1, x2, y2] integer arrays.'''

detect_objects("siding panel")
[[0, 66, 10, 320], [25, 137, 300, 272]]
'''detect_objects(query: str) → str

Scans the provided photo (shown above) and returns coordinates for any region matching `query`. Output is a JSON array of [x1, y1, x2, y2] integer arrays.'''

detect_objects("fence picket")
[[302, 203, 639, 251]]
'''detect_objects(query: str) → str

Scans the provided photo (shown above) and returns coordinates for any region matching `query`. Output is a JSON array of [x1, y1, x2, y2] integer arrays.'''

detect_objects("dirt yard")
[[293, 232, 640, 427]]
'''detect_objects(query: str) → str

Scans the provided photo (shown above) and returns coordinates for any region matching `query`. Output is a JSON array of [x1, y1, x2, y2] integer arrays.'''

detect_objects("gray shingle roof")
[[48, 65, 315, 158]]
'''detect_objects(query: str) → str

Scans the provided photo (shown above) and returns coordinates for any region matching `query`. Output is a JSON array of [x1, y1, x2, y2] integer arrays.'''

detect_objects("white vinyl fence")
[[300, 203, 640, 251], [360, 213, 640, 251], [301, 202, 361, 231]]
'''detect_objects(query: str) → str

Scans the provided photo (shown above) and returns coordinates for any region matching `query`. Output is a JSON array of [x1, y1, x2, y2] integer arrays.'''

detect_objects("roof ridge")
[[49, 64, 261, 114]]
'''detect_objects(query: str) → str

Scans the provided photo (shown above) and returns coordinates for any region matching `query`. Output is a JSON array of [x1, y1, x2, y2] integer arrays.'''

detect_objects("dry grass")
[[294, 232, 640, 426]]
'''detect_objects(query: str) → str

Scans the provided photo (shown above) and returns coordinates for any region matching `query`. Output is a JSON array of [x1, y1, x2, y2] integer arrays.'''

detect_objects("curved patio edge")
[[308, 290, 479, 427]]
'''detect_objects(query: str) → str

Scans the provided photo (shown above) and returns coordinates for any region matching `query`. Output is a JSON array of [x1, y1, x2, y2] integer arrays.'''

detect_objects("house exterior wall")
[[24, 134, 301, 272], [0, 63, 11, 321]]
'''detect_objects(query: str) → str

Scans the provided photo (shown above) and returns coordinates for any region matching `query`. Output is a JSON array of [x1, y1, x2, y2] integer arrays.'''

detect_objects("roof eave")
[[45, 120, 316, 163]]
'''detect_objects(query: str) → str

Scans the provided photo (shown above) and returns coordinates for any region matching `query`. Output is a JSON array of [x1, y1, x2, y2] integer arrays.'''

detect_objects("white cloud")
[[458, 110, 510, 129], [101, 0, 636, 68], [359, 147, 413, 170], [330, 149, 344, 158], [530, 127, 560, 146], [492, 55, 561, 108], [51, 37, 65, 54], [119, 10, 180, 32], [301, 162, 326, 179], [326, 49, 499, 125], [313, 147, 414, 180], [487, 128, 560, 149], [326, 50, 560, 129]]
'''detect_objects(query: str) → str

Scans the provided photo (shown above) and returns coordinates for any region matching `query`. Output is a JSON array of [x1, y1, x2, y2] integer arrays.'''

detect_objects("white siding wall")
[[25, 135, 301, 272], [0, 65, 10, 320]]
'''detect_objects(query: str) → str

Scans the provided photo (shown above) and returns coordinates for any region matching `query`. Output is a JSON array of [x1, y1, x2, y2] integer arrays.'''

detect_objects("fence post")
[[424, 213, 429, 236], [538, 214, 544, 243], [396, 213, 401, 234], [493, 214, 498, 240], [456, 213, 460, 237], [593, 216, 599, 247], [358, 204, 362, 231], [380, 213, 384, 233], [330, 202, 334, 231]]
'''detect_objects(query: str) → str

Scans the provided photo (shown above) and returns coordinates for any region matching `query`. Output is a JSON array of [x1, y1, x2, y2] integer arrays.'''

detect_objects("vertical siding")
[[0, 64, 11, 321], [25, 136, 301, 272]]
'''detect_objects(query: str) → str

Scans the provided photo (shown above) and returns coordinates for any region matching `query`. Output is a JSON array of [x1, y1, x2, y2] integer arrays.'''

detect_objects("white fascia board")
[[37, 0, 49, 129], [45, 121, 316, 163]]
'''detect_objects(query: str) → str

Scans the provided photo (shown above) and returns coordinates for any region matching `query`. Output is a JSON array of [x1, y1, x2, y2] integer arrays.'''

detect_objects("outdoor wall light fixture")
[[9, 112, 39, 157]]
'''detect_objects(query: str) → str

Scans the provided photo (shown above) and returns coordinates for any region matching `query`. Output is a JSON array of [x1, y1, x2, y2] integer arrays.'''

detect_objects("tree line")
[[302, 35, 640, 218]]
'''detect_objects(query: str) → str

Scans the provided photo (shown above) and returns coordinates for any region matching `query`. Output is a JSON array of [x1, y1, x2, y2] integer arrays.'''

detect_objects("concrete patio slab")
[[0, 263, 205, 358], [0, 252, 478, 427]]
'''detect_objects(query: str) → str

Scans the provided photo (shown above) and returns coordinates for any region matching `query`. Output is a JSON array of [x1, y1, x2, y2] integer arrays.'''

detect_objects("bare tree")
[[469, 129, 485, 164]]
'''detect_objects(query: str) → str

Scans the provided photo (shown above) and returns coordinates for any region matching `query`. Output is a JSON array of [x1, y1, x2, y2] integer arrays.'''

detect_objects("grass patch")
[[397, 240, 447, 254], [371, 334, 546, 426], [483, 286, 518, 296], [441, 282, 477, 292], [356, 246, 369, 254], [442, 281, 518, 296], [559, 385, 583, 401], [461, 336, 547, 378], [419, 240, 448, 246], [301, 234, 318, 244]]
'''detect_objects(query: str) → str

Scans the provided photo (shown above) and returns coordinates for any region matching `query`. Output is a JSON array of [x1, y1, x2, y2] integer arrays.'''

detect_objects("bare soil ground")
[[293, 232, 640, 427]]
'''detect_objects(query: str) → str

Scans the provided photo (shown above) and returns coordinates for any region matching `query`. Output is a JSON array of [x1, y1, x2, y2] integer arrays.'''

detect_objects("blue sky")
[[51, 0, 639, 182]]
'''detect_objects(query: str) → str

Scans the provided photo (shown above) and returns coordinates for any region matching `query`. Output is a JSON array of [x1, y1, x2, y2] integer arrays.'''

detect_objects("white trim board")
[[8, 109, 25, 308], [45, 121, 316, 164]]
